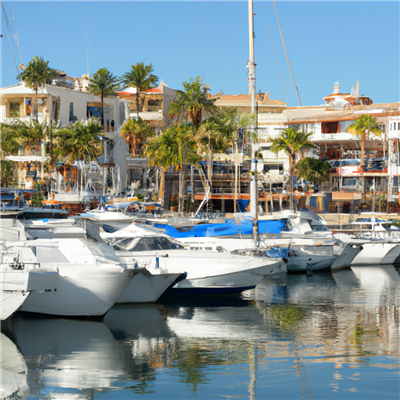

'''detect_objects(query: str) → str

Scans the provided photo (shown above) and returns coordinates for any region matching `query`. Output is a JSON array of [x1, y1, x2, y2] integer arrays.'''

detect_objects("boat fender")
[[155, 257, 159, 269]]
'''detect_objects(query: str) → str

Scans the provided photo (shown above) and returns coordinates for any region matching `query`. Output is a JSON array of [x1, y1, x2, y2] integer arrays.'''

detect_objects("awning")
[[332, 192, 362, 201]]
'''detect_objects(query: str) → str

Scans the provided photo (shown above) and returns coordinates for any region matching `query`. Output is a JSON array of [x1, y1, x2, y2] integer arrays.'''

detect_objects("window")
[[132, 237, 184, 251], [343, 160, 360, 166], [113, 237, 135, 250], [10, 103, 20, 117], [69, 102, 75, 122]]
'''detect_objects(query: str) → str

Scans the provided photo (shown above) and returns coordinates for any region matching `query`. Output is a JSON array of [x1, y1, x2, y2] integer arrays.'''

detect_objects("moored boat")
[[99, 222, 287, 295]]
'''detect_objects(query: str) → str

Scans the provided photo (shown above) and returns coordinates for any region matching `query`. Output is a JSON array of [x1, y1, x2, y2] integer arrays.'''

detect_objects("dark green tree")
[[121, 117, 154, 156], [57, 119, 104, 161], [0, 121, 25, 157], [17, 56, 56, 121], [294, 157, 331, 188], [87, 68, 120, 127], [270, 128, 316, 209], [121, 62, 158, 120], [168, 76, 218, 131], [347, 114, 382, 172]]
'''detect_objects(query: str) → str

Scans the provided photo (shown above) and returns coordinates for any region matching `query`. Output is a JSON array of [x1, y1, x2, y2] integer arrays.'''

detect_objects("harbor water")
[[2, 266, 399, 399]]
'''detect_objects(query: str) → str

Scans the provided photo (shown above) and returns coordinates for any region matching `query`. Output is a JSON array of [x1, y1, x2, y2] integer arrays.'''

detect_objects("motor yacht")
[[3, 224, 139, 316], [334, 216, 400, 266], [178, 235, 362, 273], [99, 222, 287, 295], [1, 241, 59, 320]]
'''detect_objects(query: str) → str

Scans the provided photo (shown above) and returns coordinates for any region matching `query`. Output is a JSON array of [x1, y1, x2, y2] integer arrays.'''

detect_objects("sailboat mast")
[[248, 0, 256, 113], [248, 0, 259, 246]]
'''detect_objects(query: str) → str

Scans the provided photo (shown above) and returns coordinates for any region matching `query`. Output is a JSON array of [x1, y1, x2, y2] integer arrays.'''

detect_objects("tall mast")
[[248, 0, 259, 245], [248, 0, 256, 113]]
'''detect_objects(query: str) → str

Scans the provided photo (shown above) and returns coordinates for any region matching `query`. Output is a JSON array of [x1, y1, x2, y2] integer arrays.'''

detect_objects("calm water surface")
[[2, 266, 399, 399]]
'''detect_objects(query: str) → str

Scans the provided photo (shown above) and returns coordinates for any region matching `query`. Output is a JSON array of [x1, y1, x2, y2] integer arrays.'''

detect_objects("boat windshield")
[[131, 237, 185, 251], [111, 237, 136, 250], [111, 236, 185, 251], [311, 225, 331, 232]]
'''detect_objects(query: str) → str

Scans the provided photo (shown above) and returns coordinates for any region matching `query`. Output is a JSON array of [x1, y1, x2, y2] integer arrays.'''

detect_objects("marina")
[[1, 1, 399, 399]]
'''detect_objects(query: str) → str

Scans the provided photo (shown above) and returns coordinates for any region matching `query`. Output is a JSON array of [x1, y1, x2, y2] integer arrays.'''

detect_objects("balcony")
[[2, 115, 46, 124]]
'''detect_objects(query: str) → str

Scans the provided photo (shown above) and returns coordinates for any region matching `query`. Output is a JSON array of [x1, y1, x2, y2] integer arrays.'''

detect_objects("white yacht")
[[180, 235, 362, 273], [1, 241, 59, 320], [100, 222, 287, 295], [19, 219, 187, 304], [4, 230, 138, 317], [334, 216, 400, 266]]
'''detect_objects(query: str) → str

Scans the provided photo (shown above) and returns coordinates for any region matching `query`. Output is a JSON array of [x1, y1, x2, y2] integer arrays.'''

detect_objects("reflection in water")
[[1, 267, 399, 399], [1, 332, 29, 399]]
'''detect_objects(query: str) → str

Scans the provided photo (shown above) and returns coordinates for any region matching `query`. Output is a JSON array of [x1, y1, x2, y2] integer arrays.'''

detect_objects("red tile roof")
[[145, 88, 162, 93]]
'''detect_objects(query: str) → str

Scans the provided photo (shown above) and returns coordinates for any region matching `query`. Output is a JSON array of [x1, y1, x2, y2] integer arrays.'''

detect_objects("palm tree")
[[146, 124, 199, 212], [121, 117, 154, 156], [270, 127, 316, 210], [146, 128, 179, 209], [17, 56, 56, 121], [347, 114, 382, 169], [121, 63, 158, 120], [347, 114, 382, 197], [87, 68, 120, 128], [57, 119, 104, 161], [168, 76, 218, 131]]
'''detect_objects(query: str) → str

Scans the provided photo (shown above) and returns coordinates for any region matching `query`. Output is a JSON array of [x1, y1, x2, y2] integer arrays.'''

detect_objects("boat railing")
[[354, 230, 400, 241], [7, 261, 41, 270]]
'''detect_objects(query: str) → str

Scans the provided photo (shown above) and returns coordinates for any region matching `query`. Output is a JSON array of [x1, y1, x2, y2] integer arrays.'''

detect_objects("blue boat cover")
[[265, 246, 289, 258], [154, 218, 286, 238]]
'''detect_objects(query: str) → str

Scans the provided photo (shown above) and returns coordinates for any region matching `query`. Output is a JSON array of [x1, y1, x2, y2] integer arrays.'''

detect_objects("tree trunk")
[[136, 92, 140, 120], [101, 91, 104, 129], [178, 167, 183, 213], [361, 130, 366, 200], [160, 167, 165, 209], [35, 87, 39, 122], [289, 154, 294, 210], [133, 134, 137, 155], [190, 165, 194, 203]]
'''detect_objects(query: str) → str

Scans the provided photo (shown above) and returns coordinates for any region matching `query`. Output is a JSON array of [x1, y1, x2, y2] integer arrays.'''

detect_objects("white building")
[[1, 82, 131, 193], [0, 83, 129, 131]]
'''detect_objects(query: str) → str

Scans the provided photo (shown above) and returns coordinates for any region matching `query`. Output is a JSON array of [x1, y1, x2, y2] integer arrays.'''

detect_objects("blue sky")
[[1, 1, 399, 106]]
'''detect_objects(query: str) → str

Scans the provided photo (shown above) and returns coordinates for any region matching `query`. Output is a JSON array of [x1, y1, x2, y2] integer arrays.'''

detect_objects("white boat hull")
[[116, 270, 185, 303], [180, 237, 349, 274], [20, 263, 136, 316], [350, 242, 400, 266], [171, 261, 287, 295], [118, 250, 286, 295], [1, 264, 59, 320], [1, 291, 30, 320]]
